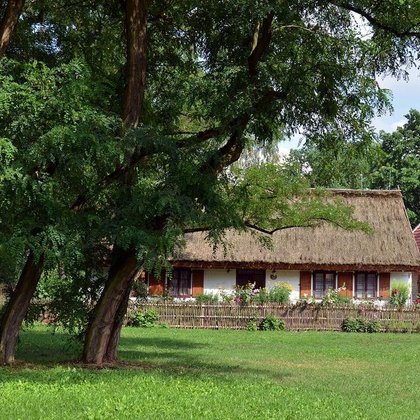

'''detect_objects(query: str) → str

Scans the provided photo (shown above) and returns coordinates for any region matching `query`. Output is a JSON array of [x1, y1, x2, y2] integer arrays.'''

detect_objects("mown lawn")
[[1, 327, 419, 419]]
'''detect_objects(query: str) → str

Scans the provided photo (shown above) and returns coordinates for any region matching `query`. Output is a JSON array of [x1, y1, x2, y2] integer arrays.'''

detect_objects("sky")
[[373, 67, 420, 132], [279, 66, 420, 155]]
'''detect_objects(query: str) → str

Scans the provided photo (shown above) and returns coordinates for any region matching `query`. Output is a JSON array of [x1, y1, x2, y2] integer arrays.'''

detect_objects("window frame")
[[313, 271, 337, 299], [354, 272, 378, 299], [167, 268, 192, 297]]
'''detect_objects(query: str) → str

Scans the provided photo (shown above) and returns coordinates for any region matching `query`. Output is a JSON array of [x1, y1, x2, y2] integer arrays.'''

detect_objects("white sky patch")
[[373, 67, 420, 132], [390, 119, 407, 131], [277, 146, 291, 159]]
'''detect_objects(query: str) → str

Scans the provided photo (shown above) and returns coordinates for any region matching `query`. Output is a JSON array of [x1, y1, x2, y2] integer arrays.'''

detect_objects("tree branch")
[[248, 12, 274, 78], [73, 11, 281, 210], [329, 1, 420, 38]]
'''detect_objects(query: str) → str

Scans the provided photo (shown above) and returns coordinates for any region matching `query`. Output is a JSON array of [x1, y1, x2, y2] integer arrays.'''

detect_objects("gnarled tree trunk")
[[103, 275, 136, 363], [0, 0, 25, 56], [82, 246, 138, 365], [0, 250, 44, 365], [81, 0, 149, 366]]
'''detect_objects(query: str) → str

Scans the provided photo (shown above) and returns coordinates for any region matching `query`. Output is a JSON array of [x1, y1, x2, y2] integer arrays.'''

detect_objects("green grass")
[[1, 327, 420, 419]]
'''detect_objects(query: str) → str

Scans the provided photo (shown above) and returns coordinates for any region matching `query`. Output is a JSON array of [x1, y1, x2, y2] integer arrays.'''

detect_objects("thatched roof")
[[172, 189, 420, 271]]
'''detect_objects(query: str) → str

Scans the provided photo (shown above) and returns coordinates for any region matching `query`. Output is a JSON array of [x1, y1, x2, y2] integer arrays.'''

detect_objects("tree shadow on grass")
[[120, 334, 208, 350], [2, 328, 293, 385], [15, 327, 82, 364]]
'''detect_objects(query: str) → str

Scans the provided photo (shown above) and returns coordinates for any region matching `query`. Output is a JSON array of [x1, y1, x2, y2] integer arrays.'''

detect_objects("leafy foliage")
[[259, 314, 285, 331], [389, 281, 410, 307], [127, 309, 160, 328], [320, 286, 352, 306], [195, 293, 219, 304], [342, 316, 381, 333]]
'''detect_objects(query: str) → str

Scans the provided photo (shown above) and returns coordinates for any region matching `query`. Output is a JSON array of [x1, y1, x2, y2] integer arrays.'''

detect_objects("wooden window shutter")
[[192, 270, 204, 297], [337, 272, 353, 298], [148, 270, 165, 296], [379, 273, 390, 299], [300, 271, 311, 298]]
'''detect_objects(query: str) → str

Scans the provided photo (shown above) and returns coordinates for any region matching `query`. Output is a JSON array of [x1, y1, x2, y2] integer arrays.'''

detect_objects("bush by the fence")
[[341, 316, 381, 333], [259, 314, 285, 331], [127, 309, 159, 328], [246, 314, 285, 331], [195, 293, 219, 304]]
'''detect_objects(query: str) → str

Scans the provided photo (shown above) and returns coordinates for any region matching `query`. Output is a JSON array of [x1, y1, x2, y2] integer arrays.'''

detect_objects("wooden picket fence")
[[129, 302, 420, 332]]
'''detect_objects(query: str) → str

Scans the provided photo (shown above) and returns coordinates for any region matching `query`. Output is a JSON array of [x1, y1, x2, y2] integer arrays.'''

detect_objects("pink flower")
[[43, 319, 50, 325]]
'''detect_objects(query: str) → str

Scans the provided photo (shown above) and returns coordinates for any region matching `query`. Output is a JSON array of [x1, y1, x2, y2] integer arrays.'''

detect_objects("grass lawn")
[[1, 327, 420, 419]]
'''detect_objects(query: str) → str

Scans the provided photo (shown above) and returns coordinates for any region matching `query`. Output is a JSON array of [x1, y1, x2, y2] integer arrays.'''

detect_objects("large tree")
[[1, 0, 420, 365]]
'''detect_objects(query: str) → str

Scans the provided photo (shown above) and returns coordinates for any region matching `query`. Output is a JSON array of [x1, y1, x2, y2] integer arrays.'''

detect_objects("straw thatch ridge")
[[172, 189, 420, 271]]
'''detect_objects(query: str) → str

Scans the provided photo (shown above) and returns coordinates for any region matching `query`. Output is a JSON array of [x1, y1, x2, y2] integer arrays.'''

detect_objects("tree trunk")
[[82, 246, 138, 365], [0, 0, 25, 56], [0, 250, 44, 365], [123, 0, 149, 128], [103, 275, 135, 363], [82, 0, 149, 366]]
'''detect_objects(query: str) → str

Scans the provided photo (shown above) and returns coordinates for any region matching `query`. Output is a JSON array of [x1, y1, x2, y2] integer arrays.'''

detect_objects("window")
[[313, 272, 336, 298], [355, 272, 377, 299], [167, 269, 191, 297], [236, 269, 266, 289]]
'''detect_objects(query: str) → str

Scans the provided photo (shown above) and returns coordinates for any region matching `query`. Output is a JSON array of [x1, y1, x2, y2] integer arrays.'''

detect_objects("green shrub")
[[321, 287, 352, 306], [342, 317, 363, 332], [246, 318, 258, 331], [342, 316, 381, 333], [267, 282, 292, 304], [389, 282, 410, 307], [259, 314, 285, 331], [127, 309, 159, 328], [252, 288, 270, 304], [195, 293, 219, 304], [366, 320, 381, 333], [234, 283, 255, 305], [235, 283, 292, 305]]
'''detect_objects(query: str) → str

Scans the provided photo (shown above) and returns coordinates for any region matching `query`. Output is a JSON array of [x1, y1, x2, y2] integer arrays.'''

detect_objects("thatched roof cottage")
[[148, 189, 420, 302]]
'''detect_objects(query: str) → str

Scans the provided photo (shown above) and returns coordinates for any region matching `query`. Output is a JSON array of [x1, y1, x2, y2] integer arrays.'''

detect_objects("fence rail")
[[129, 302, 420, 332]]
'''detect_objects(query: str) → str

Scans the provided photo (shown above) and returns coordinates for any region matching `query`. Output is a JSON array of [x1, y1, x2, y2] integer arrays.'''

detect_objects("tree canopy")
[[0, 0, 419, 365]]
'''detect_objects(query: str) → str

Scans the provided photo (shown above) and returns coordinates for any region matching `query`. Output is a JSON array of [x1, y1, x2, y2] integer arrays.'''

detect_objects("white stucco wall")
[[203, 269, 236, 295], [390, 272, 413, 302], [266, 270, 300, 302]]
